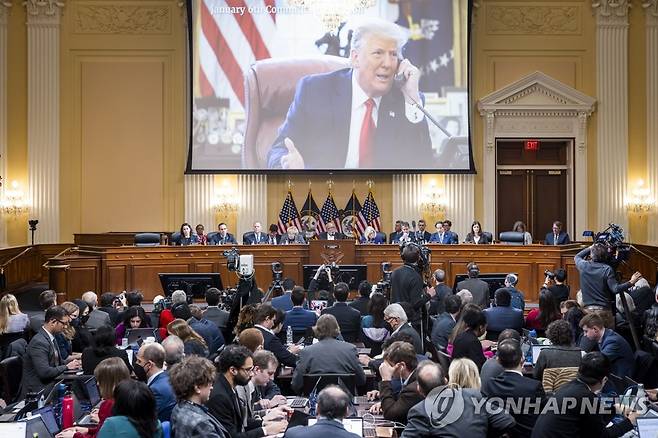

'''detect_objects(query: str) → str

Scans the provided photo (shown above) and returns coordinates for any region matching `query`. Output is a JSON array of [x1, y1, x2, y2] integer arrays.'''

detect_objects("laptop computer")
[[531, 345, 550, 365], [30, 407, 60, 437], [0, 422, 26, 435], [23, 415, 54, 438], [637, 416, 658, 437], [126, 328, 158, 345]]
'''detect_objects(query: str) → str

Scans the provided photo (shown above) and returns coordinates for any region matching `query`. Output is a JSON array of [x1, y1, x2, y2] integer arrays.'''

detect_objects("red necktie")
[[359, 98, 376, 166]]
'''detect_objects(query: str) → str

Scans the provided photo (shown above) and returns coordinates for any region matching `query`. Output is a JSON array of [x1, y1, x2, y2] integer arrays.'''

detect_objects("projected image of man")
[[267, 18, 432, 170]]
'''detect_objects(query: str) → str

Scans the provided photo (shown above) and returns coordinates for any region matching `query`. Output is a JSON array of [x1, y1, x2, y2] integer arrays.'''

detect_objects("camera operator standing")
[[575, 243, 643, 328], [390, 244, 436, 336]]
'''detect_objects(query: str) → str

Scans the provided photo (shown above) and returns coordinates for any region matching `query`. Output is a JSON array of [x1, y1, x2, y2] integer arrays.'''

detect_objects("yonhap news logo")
[[424, 386, 465, 428]]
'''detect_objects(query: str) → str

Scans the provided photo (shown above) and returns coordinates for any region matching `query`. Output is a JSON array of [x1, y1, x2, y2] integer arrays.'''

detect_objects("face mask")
[[70, 318, 80, 327], [134, 363, 148, 382]]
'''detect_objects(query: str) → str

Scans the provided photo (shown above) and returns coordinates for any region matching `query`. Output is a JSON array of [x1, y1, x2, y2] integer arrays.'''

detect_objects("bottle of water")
[[286, 325, 293, 345], [637, 383, 647, 410]]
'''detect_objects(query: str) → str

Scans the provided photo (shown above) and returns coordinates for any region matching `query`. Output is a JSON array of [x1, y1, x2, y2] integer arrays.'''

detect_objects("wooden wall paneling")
[[106, 265, 128, 293], [66, 266, 100, 300], [132, 264, 190, 299]]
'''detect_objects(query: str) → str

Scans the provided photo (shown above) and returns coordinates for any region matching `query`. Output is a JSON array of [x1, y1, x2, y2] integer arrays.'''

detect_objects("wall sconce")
[[213, 182, 239, 216], [1, 181, 28, 216], [625, 179, 655, 216], [421, 182, 447, 215]]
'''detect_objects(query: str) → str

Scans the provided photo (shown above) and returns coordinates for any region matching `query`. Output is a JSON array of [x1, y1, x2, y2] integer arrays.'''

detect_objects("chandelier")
[[625, 179, 655, 216], [421, 182, 447, 216], [1, 181, 28, 216], [288, 0, 377, 31]]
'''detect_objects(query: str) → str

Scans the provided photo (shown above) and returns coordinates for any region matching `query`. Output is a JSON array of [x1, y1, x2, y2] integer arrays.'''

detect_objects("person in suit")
[[270, 279, 297, 312], [177, 222, 200, 246], [236, 351, 287, 416], [481, 339, 546, 437], [134, 343, 176, 422], [530, 352, 637, 438], [430, 220, 455, 244], [464, 220, 491, 244], [391, 222, 415, 244], [97, 380, 163, 438], [367, 341, 423, 424], [29, 289, 58, 333], [208, 345, 288, 438], [544, 220, 571, 245], [484, 289, 524, 339], [431, 294, 461, 350], [384, 304, 423, 354], [283, 288, 317, 335], [266, 224, 280, 245], [318, 222, 346, 240], [209, 223, 238, 245], [456, 262, 491, 309], [579, 313, 634, 378], [291, 314, 366, 394], [267, 18, 431, 170], [495, 273, 526, 311], [321, 282, 362, 342], [203, 287, 230, 331], [21, 305, 82, 398], [413, 219, 432, 243], [428, 269, 452, 316], [188, 304, 225, 354], [284, 386, 360, 438], [97, 292, 120, 327], [81, 291, 112, 330], [349, 280, 371, 315], [279, 225, 306, 245], [389, 221, 402, 244], [452, 308, 489, 370], [82, 325, 132, 375], [360, 226, 385, 244], [243, 221, 268, 245], [480, 329, 520, 388], [254, 304, 300, 368]]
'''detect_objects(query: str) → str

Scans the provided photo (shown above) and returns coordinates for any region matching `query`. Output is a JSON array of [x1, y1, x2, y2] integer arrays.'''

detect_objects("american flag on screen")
[[197, 0, 276, 108], [357, 191, 382, 234], [319, 194, 341, 233], [277, 190, 302, 234]]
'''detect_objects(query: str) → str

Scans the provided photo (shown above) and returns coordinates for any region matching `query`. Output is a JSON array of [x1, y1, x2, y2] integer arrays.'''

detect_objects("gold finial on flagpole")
[[287, 179, 293, 191], [308, 180, 312, 191], [327, 179, 334, 193], [366, 180, 374, 190]]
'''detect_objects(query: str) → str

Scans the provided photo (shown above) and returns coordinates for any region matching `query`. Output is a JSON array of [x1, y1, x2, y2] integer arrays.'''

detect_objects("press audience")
[[82, 325, 132, 375], [97, 380, 163, 438], [0, 293, 29, 334], [134, 342, 176, 422]]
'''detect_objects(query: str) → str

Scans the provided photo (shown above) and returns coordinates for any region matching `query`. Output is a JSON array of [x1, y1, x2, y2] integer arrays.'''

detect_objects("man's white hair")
[[350, 17, 409, 55], [364, 226, 376, 237], [384, 303, 408, 323], [171, 289, 187, 304], [456, 289, 473, 304], [81, 291, 97, 306]]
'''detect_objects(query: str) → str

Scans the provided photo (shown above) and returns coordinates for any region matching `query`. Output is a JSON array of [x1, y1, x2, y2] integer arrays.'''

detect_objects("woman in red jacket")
[[525, 288, 561, 337]]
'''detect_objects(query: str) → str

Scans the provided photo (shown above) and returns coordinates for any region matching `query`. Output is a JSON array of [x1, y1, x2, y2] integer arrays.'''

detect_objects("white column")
[[237, 174, 267, 237], [25, 0, 64, 244], [445, 174, 474, 243], [645, 0, 658, 245], [184, 174, 214, 231], [593, 0, 630, 233], [481, 111, 496, 233], [392, 174, 422, 225], [0, 2, 11, 247]]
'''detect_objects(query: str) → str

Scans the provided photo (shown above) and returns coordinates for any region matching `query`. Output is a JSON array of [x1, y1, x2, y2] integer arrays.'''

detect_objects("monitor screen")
[[637, 417, 658, 438], [31, 407, 60, 436], [24, 416, 53, 438], [452, 273, 512, 301], [303, 265, 367, 291], [84, 377, 101, 407], [159, 273, 223, 297]]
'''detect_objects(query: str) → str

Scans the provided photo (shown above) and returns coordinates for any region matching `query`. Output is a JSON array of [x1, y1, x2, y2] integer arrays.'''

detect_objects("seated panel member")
[[544, 220, 571, 245], [413, 219, 432, 243], [389, 220, 402, 244], [464, 220, 490, 244], [177, 222, 199, 246], [318, 222, 346, 240], [209, 222, 238, 245], [266, 223, 280, 245], [360, 225, 385, 244], [243, 221, 268, 245], [280, 226, 306, 245], [391, 221, 415, 244], [266, 18, 432, 170]]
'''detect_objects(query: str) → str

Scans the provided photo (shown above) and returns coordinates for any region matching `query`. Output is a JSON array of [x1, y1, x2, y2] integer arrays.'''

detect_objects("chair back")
[[541, 366, 578, 393], [499, 231, 525, 245], [302, 373, 356, 397], [483, 231, 494, 243], [170, 232, 181, 245], [243, 56, 351, 168], [376, 232, 387, 243], [0, 331, 26, 359], [0, 355, 23, 403], [134, 233, 161, 247]]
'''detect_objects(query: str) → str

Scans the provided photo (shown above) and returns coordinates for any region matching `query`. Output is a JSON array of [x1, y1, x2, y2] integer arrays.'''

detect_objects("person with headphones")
[[496, 274, 525, 311], [456, 262, 491, 309]]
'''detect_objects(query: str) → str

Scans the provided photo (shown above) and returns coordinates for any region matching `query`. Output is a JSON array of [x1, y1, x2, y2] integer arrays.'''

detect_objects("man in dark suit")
[[283, 288, 317, 334], [243, 221, 268, 245], [391, 222, 416, 244], [481, 339, 545, 437], [285, 386, 361, 438], [267, 19, 431, 170], [349, 280, 371, 316], [368, 341, 423, 424], [209, 222, 238, 245], [428, 269, 452, 316], [270, 279, 297, 312], [318, 222, 346, 240], [29, 289, 57, 333], [390, 244, 435, 332], [579, 313, 634, 378], [531, 352, 636, 438], [81, 291, 112, 330], [385, 304, 423, 354], [413, 219, 432, 243], [22, 306, 81, 398], [321, 282, 362, 343], [203, 287, 230, 330], [189, 304, 225, 353], [389, 220, 402, 244], [456, 262, 491, 309], [544, 220, 571, 245], [430, 294, 461, 350], [254, 304, 300, 368], [97, 292, 120, 326], [208, 345, 288, 438], [483, 289, 524, 339], [291, 314, 365, 394], [135, 343, 176, 422]]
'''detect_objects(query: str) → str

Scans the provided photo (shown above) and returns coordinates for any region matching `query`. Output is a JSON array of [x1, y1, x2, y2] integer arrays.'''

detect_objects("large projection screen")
[[188, 0, 473, 172]]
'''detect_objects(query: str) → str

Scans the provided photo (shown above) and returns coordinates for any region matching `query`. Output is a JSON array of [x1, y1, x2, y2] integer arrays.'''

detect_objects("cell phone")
[[296, 337, 305, 345]]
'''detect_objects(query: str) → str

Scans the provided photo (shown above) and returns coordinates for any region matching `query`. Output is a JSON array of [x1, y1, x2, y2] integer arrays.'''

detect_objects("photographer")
[[542, 268, 570, 303], [575, 244, 642, 327], [308, 264, 335, 304], [390, 244, 435, 334]]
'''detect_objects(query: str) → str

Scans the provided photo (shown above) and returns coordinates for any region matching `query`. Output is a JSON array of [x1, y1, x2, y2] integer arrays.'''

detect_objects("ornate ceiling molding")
[[643, 0, 658, 25], [73, 4, 170, 34], [23, 0, 63, 17], [592, 0, 630, 26], [486, 5, 580, 35]]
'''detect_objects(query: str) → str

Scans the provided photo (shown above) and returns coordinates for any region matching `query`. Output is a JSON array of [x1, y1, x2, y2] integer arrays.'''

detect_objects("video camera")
[[544, 269, 555, 280], [317, 262, 340, 282], [374, 262, 392, 296], [583, 223, 631, 266], [222, 247, 254, 277], [399, 241, 432, 273]]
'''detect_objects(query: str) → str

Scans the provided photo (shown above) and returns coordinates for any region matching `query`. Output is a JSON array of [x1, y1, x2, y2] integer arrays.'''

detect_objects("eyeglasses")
[[55, 319, 69, 326], [384, 316, 398, 323], [238, 366, 254, 373]]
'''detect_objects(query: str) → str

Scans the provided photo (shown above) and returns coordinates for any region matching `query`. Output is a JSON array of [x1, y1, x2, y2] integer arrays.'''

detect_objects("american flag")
[[277, 190, 302, 234], [197, 0, 277, 109], [357, 190, 382, 234], [319, 194, 341, 233]]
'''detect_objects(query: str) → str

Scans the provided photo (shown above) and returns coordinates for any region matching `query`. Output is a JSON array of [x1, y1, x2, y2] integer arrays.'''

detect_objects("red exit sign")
[[525, 140, 540, 151]]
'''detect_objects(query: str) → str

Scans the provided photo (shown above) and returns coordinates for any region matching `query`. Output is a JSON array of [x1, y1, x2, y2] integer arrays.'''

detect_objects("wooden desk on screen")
[[46, 243, 587, 303]]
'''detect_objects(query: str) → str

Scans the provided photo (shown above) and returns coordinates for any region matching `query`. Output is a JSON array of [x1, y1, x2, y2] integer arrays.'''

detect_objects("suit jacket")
[[318, 232, 346, 240], [481, 371, 545, 438], [267, 68, 432, 169], [86, 308, 112, 330], [348, 296, 370, 316], [148, 371, 177, 422], [430, 312, 456, 349], [360, 233, 385, 244], [21, 327, 68, 397], [257, 326, 298, 368], [429, 231, 458, 244], [389, 231, 401, 244], [484, 306, 524, 334], [279, 235, 307, 245], [97, 306, 120, 326], [379, 369, 423, 423], [452, 330, 486, 370], [209, 233, 238, 245], [599, 329, 634, 378], [393, 323, 423, 354], [189, 317, 225, 353], [544, 231, 571, 245], [391, 233, 416, 244], [321, 302, 362, 343], [457, 278, 491, 309], [291, 337, 366, 394], [29, 312, 46, 334], [530, 379, 633, 438], [271, 292, 294, 312], [264, 234, 280, 245], [465, 233, 491, 244], [208, 374, 264, 438], [284, 418, 360, 438], [203, 306, 230, 330], [412, 230, 432, 243], [284, 306, 318, 332], [81, 346, 132, 375], [242, 231, 268, 245]]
